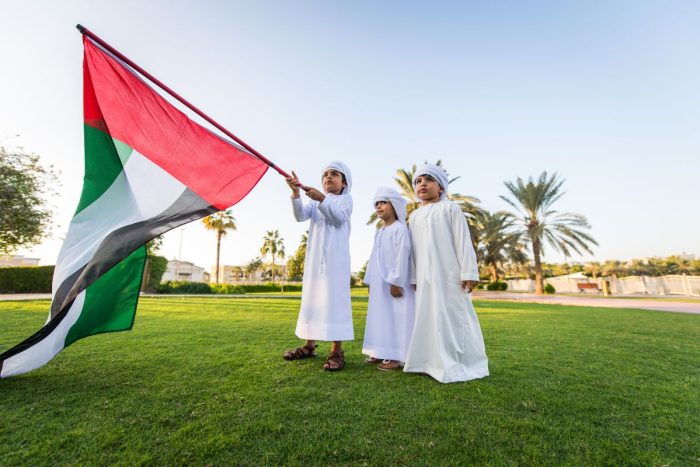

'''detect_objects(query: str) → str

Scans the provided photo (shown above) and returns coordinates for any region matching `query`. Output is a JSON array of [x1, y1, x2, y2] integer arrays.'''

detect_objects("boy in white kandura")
[[403, 164, 489, 383], [282, 162, 353, 371], [362, 187, 416, 371]]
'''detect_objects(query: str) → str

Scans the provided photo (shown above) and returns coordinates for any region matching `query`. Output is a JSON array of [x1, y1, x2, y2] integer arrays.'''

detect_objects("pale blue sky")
[[2, 1, 699, 271]]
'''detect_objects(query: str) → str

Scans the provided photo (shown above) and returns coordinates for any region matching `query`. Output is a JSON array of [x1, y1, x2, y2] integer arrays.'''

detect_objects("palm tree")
[[476, 210, 527, 282], [500, 172, 597, 295], [260, 230, 285, 283], [367, 161, 483, 244], [584, 261, 602, 279], [202, 210, 237, 283], [245, 257, 263, 283]]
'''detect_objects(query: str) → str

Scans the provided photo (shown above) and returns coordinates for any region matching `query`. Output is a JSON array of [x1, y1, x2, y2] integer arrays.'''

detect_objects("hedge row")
[[0, 266, 55, 293], [155, 281, 303, 294]]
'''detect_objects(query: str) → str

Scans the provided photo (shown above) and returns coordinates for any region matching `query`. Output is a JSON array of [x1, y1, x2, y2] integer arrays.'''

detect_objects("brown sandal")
[[378, 360, 403, 371], [282, 345, 317, 361], [365, 356, 382, 364], [323, 350, 345, 371]]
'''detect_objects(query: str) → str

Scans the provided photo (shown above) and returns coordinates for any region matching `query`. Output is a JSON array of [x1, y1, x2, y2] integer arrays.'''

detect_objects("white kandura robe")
[[292, 193, 354, 341], [404, 199, 489, 383], [362, 222, 416, 362]]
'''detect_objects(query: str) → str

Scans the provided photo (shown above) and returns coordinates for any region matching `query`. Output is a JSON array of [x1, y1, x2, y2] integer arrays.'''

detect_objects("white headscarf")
[[322, 161, 352, 194], [412, 163, 449, 200], [373, 186, 408, 224]]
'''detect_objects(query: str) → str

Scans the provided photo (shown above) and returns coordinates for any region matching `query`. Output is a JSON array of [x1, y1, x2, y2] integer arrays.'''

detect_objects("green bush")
[[544, 283, 556, 294], [486, 281, 508, 291], [210, 284, 246, 294], [0, 266, 54, 293], [154, 281, 303, 294], [240, 283, 302, 293], [156, 281, 212, 294]]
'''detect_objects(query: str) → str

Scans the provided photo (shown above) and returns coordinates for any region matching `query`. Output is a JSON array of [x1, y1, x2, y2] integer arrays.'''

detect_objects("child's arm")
[[317, 195, 352, 227], [450, 203, 479, 285], [386, 227, 411, 297], [292, 197, 312, 222], [408, 223, 417, 289], [287, 171, 312, 221]]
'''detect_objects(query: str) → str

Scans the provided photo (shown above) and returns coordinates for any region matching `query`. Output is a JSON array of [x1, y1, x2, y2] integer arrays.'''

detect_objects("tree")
[[583, 261, 602, 278], [501, 171, 597, 295], [286, 231, 308, 280], [475, 210, 527, 282], [202, 210, 237, 283], [141, 235, 167, 292], [260, 230, 285, 283], [245, 257, 263, 283], [366, 160, 482, 245], [0, 147, 58, 254]]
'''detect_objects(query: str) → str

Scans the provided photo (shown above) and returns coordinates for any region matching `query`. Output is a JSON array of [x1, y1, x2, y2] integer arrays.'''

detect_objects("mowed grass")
[[0, 296, 698, 465]]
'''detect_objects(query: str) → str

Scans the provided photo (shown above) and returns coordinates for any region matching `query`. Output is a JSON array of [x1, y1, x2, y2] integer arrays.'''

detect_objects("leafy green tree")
[[245, 257, 263, 283], [286, 231, 307, 280], [260, 230, 285, 283], [0, 147, 58, 254], [231, 266, 243, 282], [501, 171, 597, 294], [202, 210, 237, 283], [142, 235, 167, 291]]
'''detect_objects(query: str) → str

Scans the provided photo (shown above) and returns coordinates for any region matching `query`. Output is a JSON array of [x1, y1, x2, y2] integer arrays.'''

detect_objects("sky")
[[2, 0, 699, 272]]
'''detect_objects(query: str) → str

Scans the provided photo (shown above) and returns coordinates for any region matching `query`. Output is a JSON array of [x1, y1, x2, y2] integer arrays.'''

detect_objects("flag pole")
[[76, 24, 291, 179]]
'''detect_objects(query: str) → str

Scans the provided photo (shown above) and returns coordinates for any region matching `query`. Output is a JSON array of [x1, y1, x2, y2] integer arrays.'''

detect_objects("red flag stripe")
[[83, 37, 268, 210]]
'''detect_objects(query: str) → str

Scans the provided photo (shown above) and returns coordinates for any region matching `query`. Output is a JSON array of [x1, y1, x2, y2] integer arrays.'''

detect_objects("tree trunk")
[[533, 239, 544, 294], [490, 263, 498, 283], [271, 257, 276, 284], [215, 231, 221, 284]]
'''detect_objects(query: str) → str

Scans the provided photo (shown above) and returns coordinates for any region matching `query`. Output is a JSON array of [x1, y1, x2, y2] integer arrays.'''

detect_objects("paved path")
[[2, 292, 699, 315], [472, 291, 700, 315]]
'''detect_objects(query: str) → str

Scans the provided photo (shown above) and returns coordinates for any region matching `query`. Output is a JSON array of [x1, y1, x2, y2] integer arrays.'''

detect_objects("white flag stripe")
[[1, 292, 86, 378], [52, 150, 187, 297]]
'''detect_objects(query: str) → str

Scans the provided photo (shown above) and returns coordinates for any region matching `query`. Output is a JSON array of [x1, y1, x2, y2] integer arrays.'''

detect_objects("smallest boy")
[[362, 187, 416, 371]]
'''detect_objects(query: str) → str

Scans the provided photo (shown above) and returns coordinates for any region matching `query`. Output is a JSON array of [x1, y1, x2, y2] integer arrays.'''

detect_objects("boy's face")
[[414, 175, 443, 203], [322, 169, 346, 195], [374, 200, 397, 223]]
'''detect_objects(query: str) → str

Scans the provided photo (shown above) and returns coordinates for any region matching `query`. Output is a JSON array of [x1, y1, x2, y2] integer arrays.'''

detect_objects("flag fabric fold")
[[0, 36, 268, 377]]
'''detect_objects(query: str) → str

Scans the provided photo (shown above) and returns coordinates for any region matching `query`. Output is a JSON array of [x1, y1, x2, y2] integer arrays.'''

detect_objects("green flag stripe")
[[75, 124, 133, 215], [64, 246, 146, 347]]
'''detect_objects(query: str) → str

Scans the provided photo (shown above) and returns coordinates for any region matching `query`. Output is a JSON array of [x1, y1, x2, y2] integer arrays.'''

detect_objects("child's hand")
[[462, 280, 478, 293], [286, 170, 301, 197], [302, 186, 326, 203], [389, 285, 404, 298]]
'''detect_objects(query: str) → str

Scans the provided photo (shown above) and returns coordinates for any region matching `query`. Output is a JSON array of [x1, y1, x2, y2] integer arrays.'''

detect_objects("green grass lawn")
[[1, 296, 698, 465]]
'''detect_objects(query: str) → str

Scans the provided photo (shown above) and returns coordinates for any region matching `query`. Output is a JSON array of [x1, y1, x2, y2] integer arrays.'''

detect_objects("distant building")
[[211, 263, 289, 284], [162, 259, 207, 283], [0, 255, 41, 268]]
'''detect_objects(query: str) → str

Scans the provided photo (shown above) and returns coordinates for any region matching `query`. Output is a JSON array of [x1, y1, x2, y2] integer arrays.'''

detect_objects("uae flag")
[[0, 36, 268, 377]]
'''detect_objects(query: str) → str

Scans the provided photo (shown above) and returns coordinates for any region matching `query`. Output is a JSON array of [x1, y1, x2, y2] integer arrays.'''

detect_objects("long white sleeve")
[[385, 225, 411, 287], [291, 197, 313, 222], [450, 202, 479, 281], [363, 231, 380, 285], [317, 194, 353, 227]]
